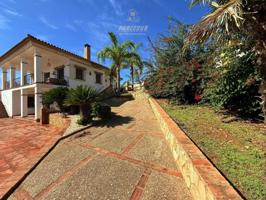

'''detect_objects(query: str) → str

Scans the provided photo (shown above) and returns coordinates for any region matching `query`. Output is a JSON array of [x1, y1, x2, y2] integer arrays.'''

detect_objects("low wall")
[[149, 98, 242, 200]]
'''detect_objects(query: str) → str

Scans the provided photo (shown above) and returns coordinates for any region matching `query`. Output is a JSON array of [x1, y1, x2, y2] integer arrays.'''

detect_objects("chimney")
[[84, 44, 91, 61]]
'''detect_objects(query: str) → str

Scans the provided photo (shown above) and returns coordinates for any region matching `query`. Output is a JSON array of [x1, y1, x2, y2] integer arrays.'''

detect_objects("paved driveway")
[[8, 99, 193, 200], [0, 118, 67, 199]]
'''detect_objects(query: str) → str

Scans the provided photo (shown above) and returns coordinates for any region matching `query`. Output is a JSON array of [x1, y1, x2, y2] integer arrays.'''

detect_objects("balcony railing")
[[1, 73, 69, 90], [24, 74, 34, 85], [13, 77, 20, 88], [42, 73, 69, 86]]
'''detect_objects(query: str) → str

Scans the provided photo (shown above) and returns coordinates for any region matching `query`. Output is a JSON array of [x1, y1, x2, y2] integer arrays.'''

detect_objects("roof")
[[0, 34, 110, 72]]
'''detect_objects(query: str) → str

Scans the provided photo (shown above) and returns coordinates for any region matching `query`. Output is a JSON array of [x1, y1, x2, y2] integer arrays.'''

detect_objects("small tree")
[[42, 87, 69, 112], [64, 85, 98, 124], [98, 32, 135, 94]]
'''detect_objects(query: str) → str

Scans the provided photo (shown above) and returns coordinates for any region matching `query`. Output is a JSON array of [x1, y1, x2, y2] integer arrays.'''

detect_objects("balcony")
[[1, 73, 68, 90], [42, 72, 68, 86]]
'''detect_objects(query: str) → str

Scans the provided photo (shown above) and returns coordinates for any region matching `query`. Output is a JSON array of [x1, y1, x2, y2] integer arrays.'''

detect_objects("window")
[[28, 96, 34, 108], [95, 72, 103, 84], [43, 72, 50, 82], [56, 68, 64, 80], [76, 67, 84, 80]]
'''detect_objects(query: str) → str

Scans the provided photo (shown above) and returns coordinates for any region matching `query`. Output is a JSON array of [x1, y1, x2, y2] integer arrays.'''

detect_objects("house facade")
[[0, 35, 114, 121]]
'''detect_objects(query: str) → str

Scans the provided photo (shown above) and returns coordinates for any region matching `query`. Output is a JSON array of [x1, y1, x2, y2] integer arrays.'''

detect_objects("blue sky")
[[0, 0, 210, 84]]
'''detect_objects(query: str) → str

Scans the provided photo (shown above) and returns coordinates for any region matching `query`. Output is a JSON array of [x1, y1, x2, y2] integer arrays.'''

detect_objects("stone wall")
[[149, 97, 242, 200]]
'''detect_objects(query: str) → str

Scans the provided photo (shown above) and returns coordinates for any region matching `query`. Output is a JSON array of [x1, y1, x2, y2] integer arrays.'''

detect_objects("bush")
[[77, 118, 90, 126], [145, 59, 203, 104], [92, 102, 111, 119], [42, 87, 69, 111], [204, 46, 262, 118]]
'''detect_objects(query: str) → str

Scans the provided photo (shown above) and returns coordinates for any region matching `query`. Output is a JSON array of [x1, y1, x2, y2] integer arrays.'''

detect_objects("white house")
[[0, 35, 114, 121]]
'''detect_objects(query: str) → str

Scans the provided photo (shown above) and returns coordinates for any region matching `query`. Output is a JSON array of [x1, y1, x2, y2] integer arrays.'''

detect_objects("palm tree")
[[186, 0, 266, 121], [98, 32, 135, 94], [125, 43, 143, 90], [64, 85, 98, 122]]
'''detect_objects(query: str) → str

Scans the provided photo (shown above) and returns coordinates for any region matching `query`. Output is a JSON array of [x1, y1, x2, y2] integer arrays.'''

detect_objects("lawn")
[[159, 101, 266, 200]]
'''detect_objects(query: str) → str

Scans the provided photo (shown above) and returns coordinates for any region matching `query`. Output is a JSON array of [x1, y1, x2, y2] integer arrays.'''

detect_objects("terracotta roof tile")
[[0, 34, 110, 72]]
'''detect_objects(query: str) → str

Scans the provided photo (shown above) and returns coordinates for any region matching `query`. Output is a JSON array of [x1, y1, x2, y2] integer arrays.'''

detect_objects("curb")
[[148, 97, 243, 200]]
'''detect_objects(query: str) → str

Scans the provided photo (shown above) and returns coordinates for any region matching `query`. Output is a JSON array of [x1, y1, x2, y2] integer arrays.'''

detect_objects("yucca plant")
[[98, 32, 135, 94], [64, 85, 98, 123], [186, 0, 266, 121]]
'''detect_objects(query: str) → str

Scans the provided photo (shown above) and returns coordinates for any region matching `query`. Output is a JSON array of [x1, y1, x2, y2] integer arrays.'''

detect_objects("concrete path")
[[8, 99, 192, 200], [0, 117, 67, 199]]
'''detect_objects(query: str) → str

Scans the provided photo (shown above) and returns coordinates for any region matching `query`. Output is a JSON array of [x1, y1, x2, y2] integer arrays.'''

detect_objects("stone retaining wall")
[[149, 98, 242, 200]]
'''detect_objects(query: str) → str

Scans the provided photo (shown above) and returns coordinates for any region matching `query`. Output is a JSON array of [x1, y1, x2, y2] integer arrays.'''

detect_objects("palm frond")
[[121, 40, 135, 49], [108, 32, 118, 47], [64, 85, 97, 106], [186, 0, 243, 45], [97, 47, 113, 63], [190, 0, 212, 7]]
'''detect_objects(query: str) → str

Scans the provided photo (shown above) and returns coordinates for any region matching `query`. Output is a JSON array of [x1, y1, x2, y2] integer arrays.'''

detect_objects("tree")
[[125, 43, 143, 90], [64, 85, 98, 123], [144, 20, 205, 103], [186, 0, 266, 121], [98, 32, 135, 94]]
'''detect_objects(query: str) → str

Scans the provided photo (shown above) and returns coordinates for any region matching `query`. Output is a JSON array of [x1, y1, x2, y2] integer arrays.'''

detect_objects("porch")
[[0, 42, 73, 120]]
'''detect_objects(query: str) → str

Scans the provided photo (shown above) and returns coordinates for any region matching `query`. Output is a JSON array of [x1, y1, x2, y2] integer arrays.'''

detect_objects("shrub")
[[77, 118, 90, 126], [92, 102, 111, 119], [64, 85, 98, 123], [42, 87, 69, 111], [204, 46, 262, 118], [145, 59, 203, 104]]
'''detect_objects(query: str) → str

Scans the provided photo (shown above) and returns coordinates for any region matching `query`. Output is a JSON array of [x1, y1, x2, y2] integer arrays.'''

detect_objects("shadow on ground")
[[96, 112, 134, 128], [103, 94, 134, 107]]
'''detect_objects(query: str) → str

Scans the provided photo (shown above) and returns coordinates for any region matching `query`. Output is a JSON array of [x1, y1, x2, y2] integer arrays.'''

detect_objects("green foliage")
[[64, 85, 98, 106], [204, 45, 262, 118], [144, 59, 204, 103], [64, 85, 98, 123], [92, 102, 111, 119], [42, 87, 69, 111], [77, 118, 90, 126], [144, 20, 205, 103], [97, 32, 139, 93]]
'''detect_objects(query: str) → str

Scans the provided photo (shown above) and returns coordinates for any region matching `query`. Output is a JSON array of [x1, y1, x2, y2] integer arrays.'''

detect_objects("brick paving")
[[0, 117, 68, 199], [7, 99, 193, 200], [6, 100, 192, 200]]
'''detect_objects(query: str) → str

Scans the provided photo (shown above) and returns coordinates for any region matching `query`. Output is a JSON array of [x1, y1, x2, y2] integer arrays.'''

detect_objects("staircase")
[[0, 101, 8, 118]]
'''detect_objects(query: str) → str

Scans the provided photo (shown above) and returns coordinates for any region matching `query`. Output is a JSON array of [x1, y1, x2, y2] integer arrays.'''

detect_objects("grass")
[[160, 101, 266, 200]]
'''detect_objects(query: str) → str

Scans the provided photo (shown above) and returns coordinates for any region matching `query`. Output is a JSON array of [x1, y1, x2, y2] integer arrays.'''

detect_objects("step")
[[0, 101, 8, 118]]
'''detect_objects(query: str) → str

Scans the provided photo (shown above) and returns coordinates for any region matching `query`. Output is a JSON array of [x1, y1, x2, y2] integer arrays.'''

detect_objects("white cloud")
[[109, 0, 123, 16], [40, 16, 58, 29], [3, 9, 22, 16], [0, 14, 10, 30]]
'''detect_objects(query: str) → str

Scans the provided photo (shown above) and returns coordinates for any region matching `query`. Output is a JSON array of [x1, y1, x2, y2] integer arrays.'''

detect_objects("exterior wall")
[[67, 61, 110, 92], [43, 61, 111, 92], [1, 90, 13, 116], [0, 59, 112, 119]]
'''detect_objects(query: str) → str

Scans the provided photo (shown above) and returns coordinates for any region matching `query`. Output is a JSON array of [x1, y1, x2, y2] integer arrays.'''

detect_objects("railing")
[[5, 81, 10, 89], [24, 74, 34, 85], [1, 73, 69, 90], [13, 77, 20, 88], [41, 73, 69, 86]]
